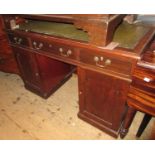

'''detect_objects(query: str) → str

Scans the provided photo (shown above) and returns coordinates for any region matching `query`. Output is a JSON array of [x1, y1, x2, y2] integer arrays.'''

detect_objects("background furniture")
[[0, 15, 19, 74], [120, 44, 155, 138]]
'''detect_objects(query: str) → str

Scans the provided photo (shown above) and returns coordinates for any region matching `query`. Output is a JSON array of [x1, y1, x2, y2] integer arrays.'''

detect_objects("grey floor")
[[0, 71, 154, 140]]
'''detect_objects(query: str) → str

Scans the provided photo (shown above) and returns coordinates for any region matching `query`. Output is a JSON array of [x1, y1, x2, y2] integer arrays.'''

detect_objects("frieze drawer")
[[131, 66, 155, 94], [31, 38, 79, 61], [80, 50, 132, 76], [8, 33, 29, 47]]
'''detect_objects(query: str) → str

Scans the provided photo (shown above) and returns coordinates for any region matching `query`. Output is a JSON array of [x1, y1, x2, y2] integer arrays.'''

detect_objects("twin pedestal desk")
[[1, 15, 155, 138]]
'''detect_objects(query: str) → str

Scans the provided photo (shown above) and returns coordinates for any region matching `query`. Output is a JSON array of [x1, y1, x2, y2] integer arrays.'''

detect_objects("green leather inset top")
[[19, 20, 89, 42], [18, 20, 149, 50], [113, 22, 149, 49]]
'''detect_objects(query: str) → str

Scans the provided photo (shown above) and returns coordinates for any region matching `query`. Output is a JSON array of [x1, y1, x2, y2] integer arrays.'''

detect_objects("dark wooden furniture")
[[120, 45, 155, 138], [1, 14, 155, 138], [12, 46, 74, 98], [0, 15, 19, 74]]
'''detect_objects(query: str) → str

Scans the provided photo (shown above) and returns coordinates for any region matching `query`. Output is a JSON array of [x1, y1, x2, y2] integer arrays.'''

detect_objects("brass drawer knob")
[[60, 48, 72, 57], [33, 41, 36, 45], [94, 56, 99, 62], [39, 43, 43, 48], [33, 41, 43, 50], [94, 56, 104, 62], [18, 38, 22, 44], [105, 59, 111, 65], [94, 56, 111, 68], [59, 48, 63, 52], [14, 37, 22, 44], [67, 50, 72, 55]]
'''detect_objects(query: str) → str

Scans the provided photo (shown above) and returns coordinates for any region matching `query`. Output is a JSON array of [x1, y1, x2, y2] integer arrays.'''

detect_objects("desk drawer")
[[31, 38, 78, 60], [8, 33, 29, 47], [132, 67, 155, 95], [80, 50, 132, 76]]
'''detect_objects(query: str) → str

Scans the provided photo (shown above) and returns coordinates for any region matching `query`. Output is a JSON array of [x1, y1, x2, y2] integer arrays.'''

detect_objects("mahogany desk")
[[1, 14, 155, 138]]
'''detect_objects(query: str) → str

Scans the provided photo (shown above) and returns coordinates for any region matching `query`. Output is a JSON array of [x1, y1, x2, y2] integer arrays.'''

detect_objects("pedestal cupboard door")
[[12, 46, 41, 90], [78, 67, 130, 136]]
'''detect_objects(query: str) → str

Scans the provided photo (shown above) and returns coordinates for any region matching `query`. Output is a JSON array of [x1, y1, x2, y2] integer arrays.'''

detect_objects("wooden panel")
[[78, 67, 130, 137], [12, 46, 42, 90]]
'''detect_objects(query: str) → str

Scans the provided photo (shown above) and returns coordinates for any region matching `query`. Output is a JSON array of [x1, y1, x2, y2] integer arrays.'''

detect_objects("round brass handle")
[[14, 37, 22, 44], [67, 50, 72, 55], [18, 38, 22, 44], [94, 56, 99, 62], [33, 41, 37, 46], [33, 42, 43, 50], [105, 59, 111, 65], [94, 56, 111, 68], [59, 48, 63, 52], [94, 56, 104, 62], [39, 43, 43, 48], [59, 48, 72, 57]]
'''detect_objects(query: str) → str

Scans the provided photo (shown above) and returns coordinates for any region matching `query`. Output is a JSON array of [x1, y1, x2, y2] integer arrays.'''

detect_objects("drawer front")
[[8, 33, 29, 47], [132, 67, 155, 94], [80, 50, 132, 76], [31, 38, 78, 60]]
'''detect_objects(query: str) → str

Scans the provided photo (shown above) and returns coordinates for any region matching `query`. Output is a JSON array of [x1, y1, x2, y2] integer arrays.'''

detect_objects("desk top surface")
[[18, 20, 149, 51]]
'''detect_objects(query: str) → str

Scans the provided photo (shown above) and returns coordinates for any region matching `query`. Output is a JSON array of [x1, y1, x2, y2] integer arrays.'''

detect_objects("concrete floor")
[[0, 71, 154, 140]]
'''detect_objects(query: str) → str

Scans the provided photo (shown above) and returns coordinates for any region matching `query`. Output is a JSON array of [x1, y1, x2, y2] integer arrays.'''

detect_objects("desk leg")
[[120, 106, 137, 138], [136, 114, 152, 137]]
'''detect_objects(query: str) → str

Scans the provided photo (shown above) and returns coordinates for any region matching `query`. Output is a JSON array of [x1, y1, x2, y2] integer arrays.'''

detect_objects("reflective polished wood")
[[120, 47, 155, 138]]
